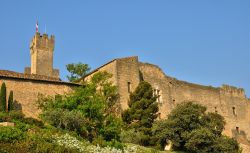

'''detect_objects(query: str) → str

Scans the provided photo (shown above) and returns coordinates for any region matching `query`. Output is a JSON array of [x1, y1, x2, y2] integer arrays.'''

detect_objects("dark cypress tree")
[[7, 90, 14, 111], [0, 82, 7, 112], [122, 81, 159, 145]]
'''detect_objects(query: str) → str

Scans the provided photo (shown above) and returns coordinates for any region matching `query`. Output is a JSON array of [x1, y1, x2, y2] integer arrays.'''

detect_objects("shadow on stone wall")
[[232, 129, 250, 146], [13, 100, 22, 111], [139, 71, 144, 81]]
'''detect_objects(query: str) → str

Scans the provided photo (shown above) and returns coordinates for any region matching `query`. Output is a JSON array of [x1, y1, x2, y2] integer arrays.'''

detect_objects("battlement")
[[25, 32, 59, 79], [30, 32, 55, 52], [220, 84, 245, 98]]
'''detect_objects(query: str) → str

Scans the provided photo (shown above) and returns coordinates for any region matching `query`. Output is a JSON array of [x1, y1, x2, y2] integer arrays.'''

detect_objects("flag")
[[36, 22, 38, 32]]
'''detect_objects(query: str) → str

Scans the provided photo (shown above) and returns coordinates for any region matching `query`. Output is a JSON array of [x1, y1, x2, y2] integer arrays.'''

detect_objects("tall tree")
[[7, 90, 14, 111], [0, 82, 7, 112], [66, 62, 90, 82], [122, 81, 159, 145]]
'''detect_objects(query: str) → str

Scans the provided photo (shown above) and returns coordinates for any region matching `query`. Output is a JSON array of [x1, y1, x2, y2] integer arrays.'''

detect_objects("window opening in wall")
[[157, 94, 161, 103], [158, 113, 161, 119], [153, 89, 161, 103], [127, 82, 131, 93], [232, 107, 236, 116], [236, 127, 240, 134], [215, 107, 218, 113]]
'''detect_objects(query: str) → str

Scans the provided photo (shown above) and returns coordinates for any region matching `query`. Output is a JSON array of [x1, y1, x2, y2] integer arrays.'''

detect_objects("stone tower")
[[25, 32, 59, 78]]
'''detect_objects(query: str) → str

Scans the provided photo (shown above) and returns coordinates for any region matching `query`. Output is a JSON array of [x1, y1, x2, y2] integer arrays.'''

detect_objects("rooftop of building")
[[0, 70, 79, 86]]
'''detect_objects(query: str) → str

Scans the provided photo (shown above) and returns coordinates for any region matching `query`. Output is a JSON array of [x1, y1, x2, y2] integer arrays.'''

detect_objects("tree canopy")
[[66, 62, 90, 82], [152, 101, 241, 153]]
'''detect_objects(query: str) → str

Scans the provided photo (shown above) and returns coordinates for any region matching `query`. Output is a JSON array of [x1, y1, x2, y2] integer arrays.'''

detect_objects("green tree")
[[122, 81, 159, 146], [39, 71, 121, 145], [0, 82, 7, 112], [152, 102, 241, 153], [66, 62, 90, 82], [7, 90, 14, 111]]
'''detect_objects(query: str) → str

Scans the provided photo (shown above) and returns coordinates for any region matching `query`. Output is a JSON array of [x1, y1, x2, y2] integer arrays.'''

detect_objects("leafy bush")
[[120, 129, 145, 145], [0, 111, 9, 122], [41, 108, 86, 135], [39, 71, 122, 145], [8, 110, 25, 120], [0, 126, 25, 142]]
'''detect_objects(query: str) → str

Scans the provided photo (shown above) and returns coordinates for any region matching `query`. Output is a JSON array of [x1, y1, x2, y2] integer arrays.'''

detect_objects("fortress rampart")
[[84, 56, 250, 151]]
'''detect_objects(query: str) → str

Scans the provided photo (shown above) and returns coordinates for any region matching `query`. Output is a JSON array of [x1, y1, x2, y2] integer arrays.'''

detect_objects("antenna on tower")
[[45, 24, 47, 34]]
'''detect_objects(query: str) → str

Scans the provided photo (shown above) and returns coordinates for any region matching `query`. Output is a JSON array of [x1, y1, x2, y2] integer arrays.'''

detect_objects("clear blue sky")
[[0, 1, 249, 96]]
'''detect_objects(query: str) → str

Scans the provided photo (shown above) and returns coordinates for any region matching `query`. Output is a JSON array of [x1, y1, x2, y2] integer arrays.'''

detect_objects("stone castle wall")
[[116, 57, 140, 110], [84, 56, 250, 152], [84, 57, 140, 110], [0, 78, 76, 118], [139, 62, 250, 139], [84, 60, 118, 84]]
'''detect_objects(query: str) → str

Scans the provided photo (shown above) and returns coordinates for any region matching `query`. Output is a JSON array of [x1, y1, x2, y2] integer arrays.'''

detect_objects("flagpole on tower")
[[36, 21, 38, 32]]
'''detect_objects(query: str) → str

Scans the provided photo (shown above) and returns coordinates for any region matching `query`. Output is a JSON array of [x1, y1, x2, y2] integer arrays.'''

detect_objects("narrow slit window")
[[158, 113, 161, 119], [127, 82, 131, 93], [236, 127, 240, 134], [215, 107, 218, 113], [232, 107, 236, 116]]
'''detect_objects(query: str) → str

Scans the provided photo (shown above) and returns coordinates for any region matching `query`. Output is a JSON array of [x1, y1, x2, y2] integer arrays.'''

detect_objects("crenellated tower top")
[[25, 32, 59, 78]]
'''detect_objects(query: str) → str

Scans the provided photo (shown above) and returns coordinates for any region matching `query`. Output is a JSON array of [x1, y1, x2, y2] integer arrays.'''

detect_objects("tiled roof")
[[0, 70, 79, 86]]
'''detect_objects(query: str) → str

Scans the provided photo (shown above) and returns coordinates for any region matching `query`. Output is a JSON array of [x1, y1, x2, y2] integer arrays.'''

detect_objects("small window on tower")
[[127, 82, 131, 93], [236, 127, 240, 134], [232, 107, 236, 116], [215, 107, 218, 113]]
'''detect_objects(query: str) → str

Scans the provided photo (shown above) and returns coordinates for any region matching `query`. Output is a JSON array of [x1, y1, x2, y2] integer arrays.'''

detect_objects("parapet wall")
[[30, 33, 55, 51], [220, 84, 246, 98]]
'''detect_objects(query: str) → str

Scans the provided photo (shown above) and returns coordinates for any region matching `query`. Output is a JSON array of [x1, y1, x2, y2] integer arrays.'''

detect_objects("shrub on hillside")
[[0, 126, 25, 142], [39, 71, 122, 145]]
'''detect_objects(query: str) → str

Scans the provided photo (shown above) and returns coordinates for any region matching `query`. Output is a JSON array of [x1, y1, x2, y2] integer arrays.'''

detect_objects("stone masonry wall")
[[27, 33, 58, 78], [84, 57, 140, 110], [139, 62, 250, 152], [116, 57, 140, 110], [0, 78, 75, 118]]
